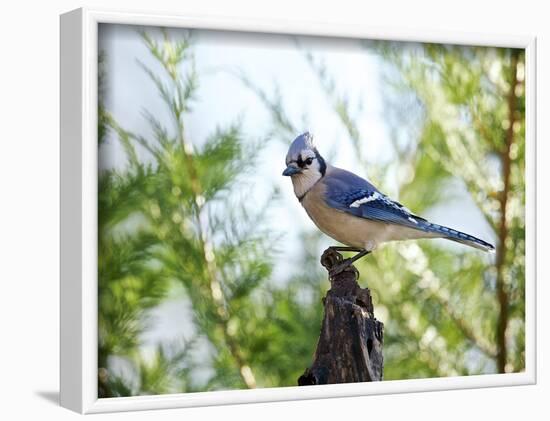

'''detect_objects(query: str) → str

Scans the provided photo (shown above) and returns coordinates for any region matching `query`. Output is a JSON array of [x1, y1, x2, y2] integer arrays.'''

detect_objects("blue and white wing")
[[323, 167, 494, 251], [324, 167, 425, 229]]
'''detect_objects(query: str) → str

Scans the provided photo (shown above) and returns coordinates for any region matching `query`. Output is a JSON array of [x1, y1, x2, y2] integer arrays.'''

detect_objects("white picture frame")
[[60, 7, 537, 414]]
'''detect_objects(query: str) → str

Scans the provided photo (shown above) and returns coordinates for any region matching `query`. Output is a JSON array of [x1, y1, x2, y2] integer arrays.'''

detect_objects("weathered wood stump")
[[298, 248, 384, 385]]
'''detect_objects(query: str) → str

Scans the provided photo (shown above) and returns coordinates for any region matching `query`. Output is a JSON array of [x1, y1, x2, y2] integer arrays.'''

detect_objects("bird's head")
[[283, 132, 327, 198]]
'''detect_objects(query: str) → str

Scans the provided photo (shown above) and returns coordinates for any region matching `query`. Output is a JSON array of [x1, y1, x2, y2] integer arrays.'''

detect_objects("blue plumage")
[[419, 221, 495, 251], [323, 167, 494, 251], [324, 167, 422, 229]]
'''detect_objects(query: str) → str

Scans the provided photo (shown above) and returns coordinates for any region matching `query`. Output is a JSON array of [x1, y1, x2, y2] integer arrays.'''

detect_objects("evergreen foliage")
[[98, 31, 525, 396]]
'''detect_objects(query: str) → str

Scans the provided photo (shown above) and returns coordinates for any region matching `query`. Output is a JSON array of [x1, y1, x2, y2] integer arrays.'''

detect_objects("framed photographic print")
[[60, 7, 536, 414]]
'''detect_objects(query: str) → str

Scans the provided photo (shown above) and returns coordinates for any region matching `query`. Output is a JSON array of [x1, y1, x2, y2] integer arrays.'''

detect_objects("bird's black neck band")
[[314, 149, 326, 177]]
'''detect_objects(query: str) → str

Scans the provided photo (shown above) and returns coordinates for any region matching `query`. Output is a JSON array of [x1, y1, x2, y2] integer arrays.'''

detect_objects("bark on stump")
[[298, 248, 384, 385]]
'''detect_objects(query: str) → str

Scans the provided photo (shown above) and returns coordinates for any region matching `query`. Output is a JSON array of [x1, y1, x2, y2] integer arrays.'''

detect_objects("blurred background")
[[97, 23, 525, 397]]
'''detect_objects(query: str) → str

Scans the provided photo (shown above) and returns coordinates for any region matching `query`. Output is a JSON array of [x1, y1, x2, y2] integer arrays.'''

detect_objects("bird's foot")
[[328, 258, 359, 280], [321, 248, 344, 271], [321, 247, 371, 280]]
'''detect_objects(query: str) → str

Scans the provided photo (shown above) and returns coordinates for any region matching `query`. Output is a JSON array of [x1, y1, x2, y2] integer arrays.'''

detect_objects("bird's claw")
[[328, 259, 359, 280], [321, 248, 344, 271]]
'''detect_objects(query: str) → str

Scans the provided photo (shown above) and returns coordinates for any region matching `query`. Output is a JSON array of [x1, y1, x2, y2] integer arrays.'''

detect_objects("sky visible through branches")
[[98, 24, 525, 396]]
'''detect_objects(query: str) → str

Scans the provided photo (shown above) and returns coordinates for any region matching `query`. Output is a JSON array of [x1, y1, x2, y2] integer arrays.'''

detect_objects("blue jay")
[[282, 132, 494, 277]]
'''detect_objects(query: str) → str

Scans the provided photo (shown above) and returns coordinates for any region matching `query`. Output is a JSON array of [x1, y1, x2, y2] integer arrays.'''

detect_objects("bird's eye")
[[305, 157, 314, 165]]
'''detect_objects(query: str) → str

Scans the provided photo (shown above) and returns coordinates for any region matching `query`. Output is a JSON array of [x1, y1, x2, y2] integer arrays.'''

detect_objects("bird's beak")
[[282, 165, 301, 176]]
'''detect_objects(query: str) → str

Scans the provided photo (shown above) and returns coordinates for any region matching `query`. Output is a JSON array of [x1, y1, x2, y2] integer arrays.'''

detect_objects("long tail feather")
[[419, 221, 495, 252]]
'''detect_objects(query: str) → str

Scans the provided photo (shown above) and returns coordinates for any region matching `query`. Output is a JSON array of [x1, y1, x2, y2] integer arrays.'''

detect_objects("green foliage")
[[249, 40, 524, 378], [98, 30, 525, 397], [354, 43, 524, 377], [98, 30, 325, 396]]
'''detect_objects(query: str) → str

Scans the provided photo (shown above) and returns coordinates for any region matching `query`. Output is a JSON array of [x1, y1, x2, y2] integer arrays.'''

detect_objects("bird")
[[282, 132, 494, 278]]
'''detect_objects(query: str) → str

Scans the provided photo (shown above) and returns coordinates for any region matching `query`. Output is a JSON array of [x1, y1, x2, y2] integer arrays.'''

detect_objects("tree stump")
[[298, 248, 384, 385]]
